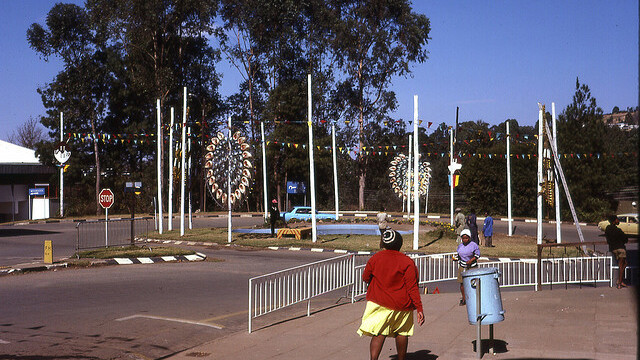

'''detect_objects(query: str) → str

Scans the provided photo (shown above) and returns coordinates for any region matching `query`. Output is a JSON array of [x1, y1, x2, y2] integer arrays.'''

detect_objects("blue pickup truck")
[[281, 206, 337, 222]]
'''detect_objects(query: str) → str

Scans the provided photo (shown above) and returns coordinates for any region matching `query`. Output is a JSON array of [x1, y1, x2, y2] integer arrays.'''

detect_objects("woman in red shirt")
[[358, 230, 425, 360]]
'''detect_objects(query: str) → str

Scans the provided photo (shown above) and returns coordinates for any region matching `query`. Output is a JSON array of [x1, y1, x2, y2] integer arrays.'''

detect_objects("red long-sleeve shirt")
[[362, 249, 423, 313]]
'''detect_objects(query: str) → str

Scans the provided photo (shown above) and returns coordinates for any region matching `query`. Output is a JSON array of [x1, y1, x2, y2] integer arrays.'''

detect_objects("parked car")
[[597, 213, 638, 235], [281, 206, 337, 222]]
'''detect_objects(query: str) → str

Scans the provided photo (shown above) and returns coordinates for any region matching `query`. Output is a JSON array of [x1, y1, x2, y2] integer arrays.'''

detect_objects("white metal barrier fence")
[[248, 254, 354, 333], [249, 253, 618, 333]]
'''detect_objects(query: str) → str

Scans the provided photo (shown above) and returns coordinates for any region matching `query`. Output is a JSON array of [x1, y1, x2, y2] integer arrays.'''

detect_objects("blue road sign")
[[287, 181, 306, 194], [29, 188, 45, 196]]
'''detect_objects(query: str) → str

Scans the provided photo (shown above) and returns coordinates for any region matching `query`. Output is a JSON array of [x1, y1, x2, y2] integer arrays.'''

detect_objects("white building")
[[0, 140, 55, 222]]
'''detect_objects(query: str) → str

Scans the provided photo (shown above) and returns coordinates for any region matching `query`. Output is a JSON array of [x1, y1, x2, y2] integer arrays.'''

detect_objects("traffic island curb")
[[0, 252, 207, 275], [104, 253, 207, 265]]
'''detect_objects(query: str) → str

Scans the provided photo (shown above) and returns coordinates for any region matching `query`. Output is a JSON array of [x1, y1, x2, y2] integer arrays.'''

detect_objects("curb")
[[0, 252, 207, 276], [104, 252, 207, 265]]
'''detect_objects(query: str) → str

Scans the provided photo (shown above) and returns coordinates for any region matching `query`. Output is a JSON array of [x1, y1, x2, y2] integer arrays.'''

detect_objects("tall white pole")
[[188, 126, 193, 230], [168, 107, 174, 231], [227, 116, 232, 243], [425, 182, 429, 215], [180, 87, 187, 236], [506, 120, 513, 236], [412, 95, 420, 250], [449, 128, 454, 226], [308, 74, 318, 243], [407, 134, 412, 216], [552, 102, 561, 243], [261, 121, 268, 220], [59, 112, 64, 217], [156, 99, 163, 234], [332, 122, 339, 219], [537, 105, 544, 245]]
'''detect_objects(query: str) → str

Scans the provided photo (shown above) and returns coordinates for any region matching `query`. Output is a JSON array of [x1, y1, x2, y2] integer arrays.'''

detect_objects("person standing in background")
[[466, 212, 479, 245], [482, 212, 494, 247], [454, 208, 466, 242], [269, 199, 280, 236], [377, 206, 389, 236]]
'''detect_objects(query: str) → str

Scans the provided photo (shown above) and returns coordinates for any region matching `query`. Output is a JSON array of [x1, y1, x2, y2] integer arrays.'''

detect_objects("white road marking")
[[116, 314, 223, 329], [0, 339, 10, 344]]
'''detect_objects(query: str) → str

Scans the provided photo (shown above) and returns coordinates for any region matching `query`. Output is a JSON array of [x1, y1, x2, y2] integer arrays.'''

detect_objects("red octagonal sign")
[[99, 188, 115, 209]]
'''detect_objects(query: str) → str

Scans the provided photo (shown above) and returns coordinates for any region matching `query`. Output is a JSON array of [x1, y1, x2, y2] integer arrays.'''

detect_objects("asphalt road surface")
[[0, 246, 338, 359]]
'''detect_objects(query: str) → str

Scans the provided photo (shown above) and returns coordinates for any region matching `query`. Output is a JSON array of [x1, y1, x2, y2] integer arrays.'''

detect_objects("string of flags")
[[64, 132, 636, 159]]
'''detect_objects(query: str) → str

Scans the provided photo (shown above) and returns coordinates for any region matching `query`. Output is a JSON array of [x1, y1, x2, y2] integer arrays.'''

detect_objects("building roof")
[[0, 140, 40, 164]]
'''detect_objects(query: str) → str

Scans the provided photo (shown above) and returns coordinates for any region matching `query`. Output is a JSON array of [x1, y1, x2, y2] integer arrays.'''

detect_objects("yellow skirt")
[[357, 301, 414, 337]]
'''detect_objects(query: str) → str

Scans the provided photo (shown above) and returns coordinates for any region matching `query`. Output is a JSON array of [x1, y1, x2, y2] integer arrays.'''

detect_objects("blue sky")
[[0, 0, 637, 142]]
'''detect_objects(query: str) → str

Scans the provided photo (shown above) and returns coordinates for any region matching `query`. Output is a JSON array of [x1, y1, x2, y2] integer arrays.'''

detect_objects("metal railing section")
[[76, 217, 151, 252], [478, 260, 538, 288], [248, 254, 354, 333], [247, 249, 626, 333], [413, 252, 458, 285], [540, 255, 612, 289]]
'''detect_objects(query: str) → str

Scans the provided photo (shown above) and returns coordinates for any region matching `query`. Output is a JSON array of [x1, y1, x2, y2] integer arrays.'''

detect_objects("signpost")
[[99, 188, 114, 246]]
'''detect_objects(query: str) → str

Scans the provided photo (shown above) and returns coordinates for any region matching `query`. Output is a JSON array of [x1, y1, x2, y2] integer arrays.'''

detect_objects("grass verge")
[[76, 245, 196, 259], [146, 225, 582, 259]]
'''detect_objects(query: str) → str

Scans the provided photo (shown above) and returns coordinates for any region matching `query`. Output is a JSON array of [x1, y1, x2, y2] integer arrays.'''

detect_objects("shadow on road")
[[0, 228, 60, 237]]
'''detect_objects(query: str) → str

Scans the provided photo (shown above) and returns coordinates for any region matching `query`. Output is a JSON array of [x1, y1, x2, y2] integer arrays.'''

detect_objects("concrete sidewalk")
[[169, 286, 637, 360]]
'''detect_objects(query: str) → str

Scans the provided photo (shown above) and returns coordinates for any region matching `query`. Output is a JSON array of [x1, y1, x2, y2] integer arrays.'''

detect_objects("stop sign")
[[99, 188, 115, 209]]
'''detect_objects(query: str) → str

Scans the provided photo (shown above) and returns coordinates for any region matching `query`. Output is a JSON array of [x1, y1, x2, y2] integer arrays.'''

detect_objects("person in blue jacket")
[[482, 212, 494, 247]]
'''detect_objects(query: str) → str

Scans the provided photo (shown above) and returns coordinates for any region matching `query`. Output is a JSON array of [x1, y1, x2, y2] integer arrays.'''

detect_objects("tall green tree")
[[28, 3, 112, 215], [329, 0, 430, 210]]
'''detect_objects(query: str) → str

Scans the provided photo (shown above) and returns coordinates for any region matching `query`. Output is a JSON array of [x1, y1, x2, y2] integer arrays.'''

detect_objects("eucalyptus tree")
[[329, 0, 430, 210], [86, 0, 221, 211], [28, 3, 112, 215]]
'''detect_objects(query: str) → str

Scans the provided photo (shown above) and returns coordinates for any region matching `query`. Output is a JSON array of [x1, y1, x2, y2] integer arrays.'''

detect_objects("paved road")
[[0, 246, 337, 359]]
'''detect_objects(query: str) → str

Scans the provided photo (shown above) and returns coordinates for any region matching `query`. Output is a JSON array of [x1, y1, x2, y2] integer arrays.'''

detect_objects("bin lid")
[[461, 267, 498, 278]]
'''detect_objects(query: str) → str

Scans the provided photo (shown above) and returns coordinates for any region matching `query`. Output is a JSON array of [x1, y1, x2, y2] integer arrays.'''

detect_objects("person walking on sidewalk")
[[358, 229, 425, 360], [455, 229, 480, 305], [482, 212, 494, 247], [605, 214, 628, 288]]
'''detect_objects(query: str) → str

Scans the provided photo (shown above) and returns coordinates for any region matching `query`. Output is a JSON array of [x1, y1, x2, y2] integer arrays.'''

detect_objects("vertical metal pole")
[[308, 74, 317, 243], [425, 181, 429, 215], [413, 95, 419, 250], [156, 99, 163, 234], [506, 120, 513, 236], [105, 207, 108, 247], [261, 121, 268, 220], [407, 134, 412, 215], [476, 278, 482, 359], [449, 128, 454, 226], [180, 87, 187, 236], [537, 104, 544, 245], [227, 116, 232, 243], [552, 103, 561, 243], [188, 126, 193, 230], [168, 107, 174, 231], [248, 279, 253, 333], [332, 122, 339, 219], [60, 112, 64, 217]]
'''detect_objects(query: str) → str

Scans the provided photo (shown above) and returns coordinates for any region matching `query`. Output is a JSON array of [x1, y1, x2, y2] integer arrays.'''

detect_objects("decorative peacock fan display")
[[388, 154, 432, 200], [204, 131, 253, 207]]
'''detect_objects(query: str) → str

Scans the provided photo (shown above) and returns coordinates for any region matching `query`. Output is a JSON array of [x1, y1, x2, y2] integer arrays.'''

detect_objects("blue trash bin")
[[462, 267, 505, 325]]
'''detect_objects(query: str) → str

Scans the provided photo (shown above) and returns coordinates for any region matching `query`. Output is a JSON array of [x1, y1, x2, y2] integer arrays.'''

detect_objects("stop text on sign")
[[99, 189, 115, 209]]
